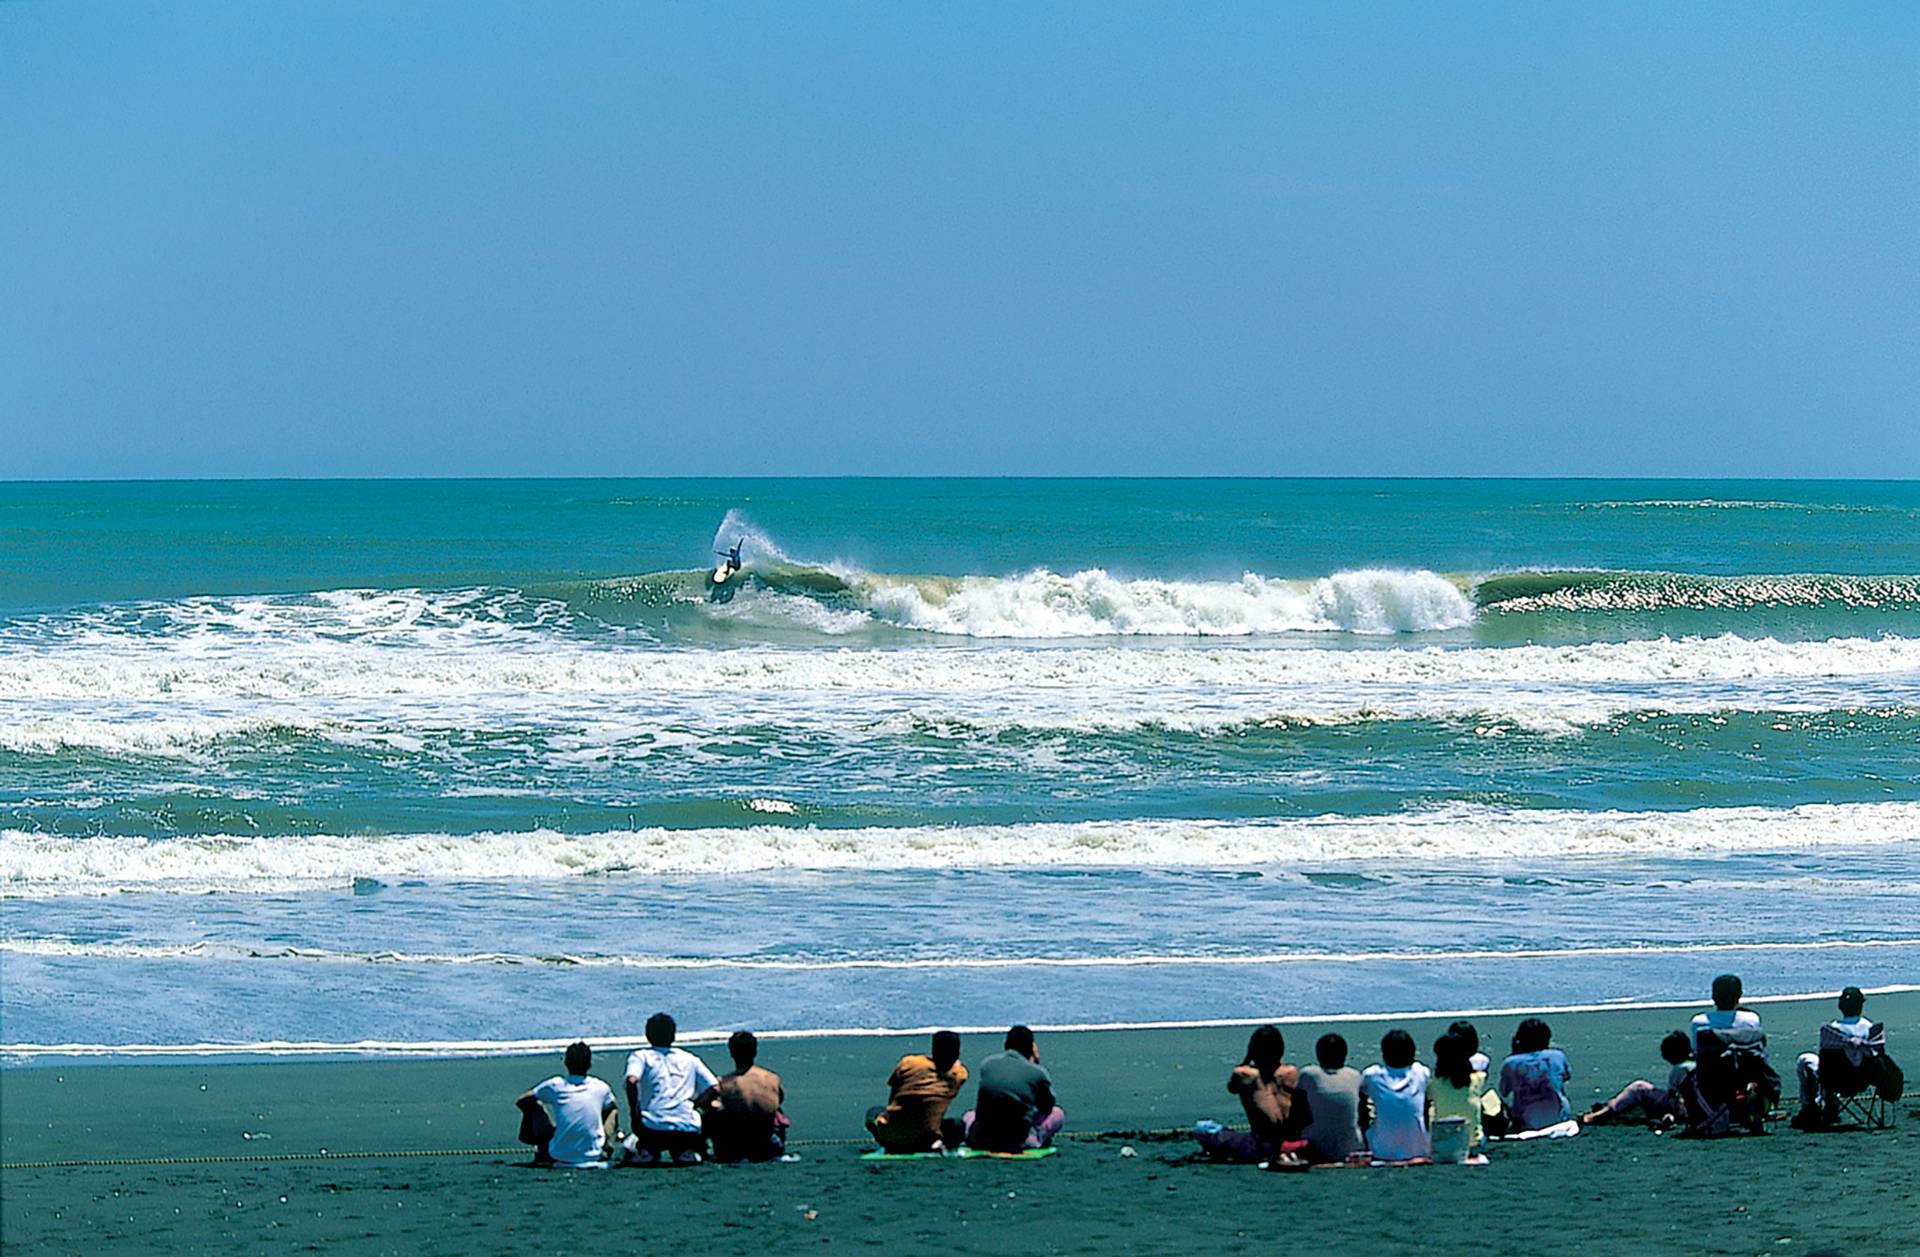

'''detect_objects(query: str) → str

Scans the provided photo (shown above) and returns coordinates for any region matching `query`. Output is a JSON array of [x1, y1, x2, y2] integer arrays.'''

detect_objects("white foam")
[[4, 935, 1912, 970], [9, 984, 1916, 1059], [855, 567, 1475, 637], [5, 801, 1916, 895], [4, 634, 1917, 704]]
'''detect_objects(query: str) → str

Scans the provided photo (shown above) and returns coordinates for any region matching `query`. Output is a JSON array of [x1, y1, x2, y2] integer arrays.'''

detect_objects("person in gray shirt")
[[1293, 1032, 1366, 1164], [963, 1025, 1066, 1151]]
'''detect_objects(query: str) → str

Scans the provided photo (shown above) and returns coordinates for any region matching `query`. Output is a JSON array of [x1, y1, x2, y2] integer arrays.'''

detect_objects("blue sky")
[[2, 1, 1915, 478]]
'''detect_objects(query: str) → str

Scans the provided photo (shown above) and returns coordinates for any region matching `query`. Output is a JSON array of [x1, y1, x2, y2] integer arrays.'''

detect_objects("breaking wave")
[[4, 634, 1918, 709], [6, 802, 1916, 895]]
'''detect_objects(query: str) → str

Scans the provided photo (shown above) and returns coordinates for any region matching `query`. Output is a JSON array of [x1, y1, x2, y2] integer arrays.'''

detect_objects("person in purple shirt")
[[1497, 1017, 1572, 1131]]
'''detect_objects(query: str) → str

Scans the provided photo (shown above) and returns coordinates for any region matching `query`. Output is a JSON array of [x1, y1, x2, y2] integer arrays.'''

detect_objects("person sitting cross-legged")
[[624, 1012, 720, 1165], [867, 1030, 969, 1154], [698, 1030, 791, 1163], [1193, 1024, 1302, 1164], [1361, 1029, 1433, 1162], [1294, 1032, 1366, 1164], [1498, 1017, 1573, 1133], [963, 1025, 1066, 1152], [517, 1041, 619, 1168]]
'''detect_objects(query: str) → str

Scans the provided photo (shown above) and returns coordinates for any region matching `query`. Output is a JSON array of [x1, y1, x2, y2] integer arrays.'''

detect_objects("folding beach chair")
[[1815, 1021, 1898, 1131], [1680, 1025, 1779, 1137]]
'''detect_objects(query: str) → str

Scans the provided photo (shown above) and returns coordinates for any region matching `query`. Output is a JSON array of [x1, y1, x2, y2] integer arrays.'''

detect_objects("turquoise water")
[[3, 479, 1918, 1053]]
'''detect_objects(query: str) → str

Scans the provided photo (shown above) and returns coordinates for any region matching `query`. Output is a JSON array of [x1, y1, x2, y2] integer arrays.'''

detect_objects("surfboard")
[[712, 564, 733, 585]]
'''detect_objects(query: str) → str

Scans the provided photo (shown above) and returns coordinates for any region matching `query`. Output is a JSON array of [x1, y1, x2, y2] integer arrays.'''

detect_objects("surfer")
[[716, 539, 745, 580]]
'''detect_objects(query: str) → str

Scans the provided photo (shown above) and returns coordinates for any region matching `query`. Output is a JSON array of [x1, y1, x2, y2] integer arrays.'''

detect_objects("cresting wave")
[[6, 802, 1917, 895], [1475, 571, 1920, 614]]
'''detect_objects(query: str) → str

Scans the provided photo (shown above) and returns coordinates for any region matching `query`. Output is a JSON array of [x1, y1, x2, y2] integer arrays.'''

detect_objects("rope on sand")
[[0, 1126, 1203, 1171]]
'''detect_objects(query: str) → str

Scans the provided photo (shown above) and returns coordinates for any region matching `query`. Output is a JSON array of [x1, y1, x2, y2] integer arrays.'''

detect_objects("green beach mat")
[[859, 1147, 1059, 1161]]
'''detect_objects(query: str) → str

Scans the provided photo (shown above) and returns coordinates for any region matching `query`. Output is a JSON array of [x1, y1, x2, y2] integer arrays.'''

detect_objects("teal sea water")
[[3, 479, 1918, 1054]]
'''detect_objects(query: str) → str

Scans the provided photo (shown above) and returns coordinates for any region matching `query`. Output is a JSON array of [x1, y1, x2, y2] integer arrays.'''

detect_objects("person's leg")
[[1585, 1079, 1660, 1123], [670, 1128, 707, 1164], [1026, 1107, 1065, 1148], [1194, 1125, 1273, 1163], [1795, 1052, 1821, 1111], [517, 1102, 557, 1163]]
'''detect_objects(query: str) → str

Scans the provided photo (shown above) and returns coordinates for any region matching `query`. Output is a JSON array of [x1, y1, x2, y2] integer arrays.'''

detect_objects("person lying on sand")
[[1498, 1017, 1572, 1132], [1581, 1031, 1693, 1128], [1361, 1029, 1433, 1162], [866, 1030, 968, 1154], [624, 1012, 720, 1165], [1691, 973, 1765, 1056], [1294, 1032, 1366, 1164], [517, 1041, 619, 1168], [1193, 1024, 1300, 1163], [698, 1030, 790, 1163], [963, 1025, 1065, 1152], [1428, 1030, 1491, 1150]]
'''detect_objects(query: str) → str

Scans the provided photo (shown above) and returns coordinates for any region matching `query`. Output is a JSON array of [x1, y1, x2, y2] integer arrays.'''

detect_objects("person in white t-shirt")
[[1690, 973, 1765, 1055], [1360, 1029, 1433, 1163], [1791, 985, 1879, 1128], [517, 1041, 618, 1168], [624, 1012, 720, 1165]]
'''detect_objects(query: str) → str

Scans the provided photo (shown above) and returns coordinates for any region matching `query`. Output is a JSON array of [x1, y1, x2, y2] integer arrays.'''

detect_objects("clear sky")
[[2, 1, 1915, 478]]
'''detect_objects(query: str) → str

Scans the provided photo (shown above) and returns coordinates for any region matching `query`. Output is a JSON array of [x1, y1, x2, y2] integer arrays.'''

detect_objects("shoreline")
[[7, 982, 1916, 1063]]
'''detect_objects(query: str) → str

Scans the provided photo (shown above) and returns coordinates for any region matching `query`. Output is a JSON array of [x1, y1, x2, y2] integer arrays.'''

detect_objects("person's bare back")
[[716, 1063, 783, 1122], [1229, 1062, 1300, 1142]]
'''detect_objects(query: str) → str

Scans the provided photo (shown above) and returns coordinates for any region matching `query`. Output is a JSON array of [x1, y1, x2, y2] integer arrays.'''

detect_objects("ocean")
[[3, 478, 1917, 1056]]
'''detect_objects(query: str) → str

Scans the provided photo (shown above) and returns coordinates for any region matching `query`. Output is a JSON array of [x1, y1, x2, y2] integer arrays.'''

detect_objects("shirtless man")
[[699, 1031, 790, 1163], [1194, 1024, 1301, 1163]]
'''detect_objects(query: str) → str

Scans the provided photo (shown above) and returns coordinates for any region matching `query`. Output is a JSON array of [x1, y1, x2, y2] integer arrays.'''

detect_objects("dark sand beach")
[[3, 992, 1914, 1255]]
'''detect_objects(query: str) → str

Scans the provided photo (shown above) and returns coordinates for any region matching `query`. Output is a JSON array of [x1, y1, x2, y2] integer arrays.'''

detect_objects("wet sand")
[[4, 992, 1914, 1255]]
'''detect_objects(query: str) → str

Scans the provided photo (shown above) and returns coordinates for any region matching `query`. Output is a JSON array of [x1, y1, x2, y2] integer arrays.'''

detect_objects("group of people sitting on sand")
[[1190, 976, 1899, 1168], [517, 977, 1898, 1169], [516, 1017, 1061, 1169]]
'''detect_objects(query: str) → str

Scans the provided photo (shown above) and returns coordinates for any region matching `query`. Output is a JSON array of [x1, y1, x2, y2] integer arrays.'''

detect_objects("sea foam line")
[[8, 985, 1915, 1060], [5, 634, 1920, 704], [3, 936, 1914, 970], [5, 802, 1918, 894]]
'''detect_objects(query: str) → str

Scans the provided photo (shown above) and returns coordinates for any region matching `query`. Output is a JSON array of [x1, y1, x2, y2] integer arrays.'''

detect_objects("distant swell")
[[5, 802, 1916, 895]]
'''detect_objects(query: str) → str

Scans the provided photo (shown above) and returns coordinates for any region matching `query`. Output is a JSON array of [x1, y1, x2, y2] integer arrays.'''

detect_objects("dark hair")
[[1711, 974, 1743, 1011], [1446, 1020, 1480, 1057], [645, 1012, 676, 1047], [931, 1030, 961, 1068], [1838, 986, 1865, 1017], [1242, 1024, 1284, 1072], [1380, 1029, 1416, 1069], [1432, 1031, 1473, 1089], [1005, 1025, 1036, 1056], [729, 1030, 758, 1069], [1512, 1018, 1552, 1054], [1315, 1033, 1348, 1070], [564, 1041, 592, 1074], [1659, 1031, 1692, 1065]]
